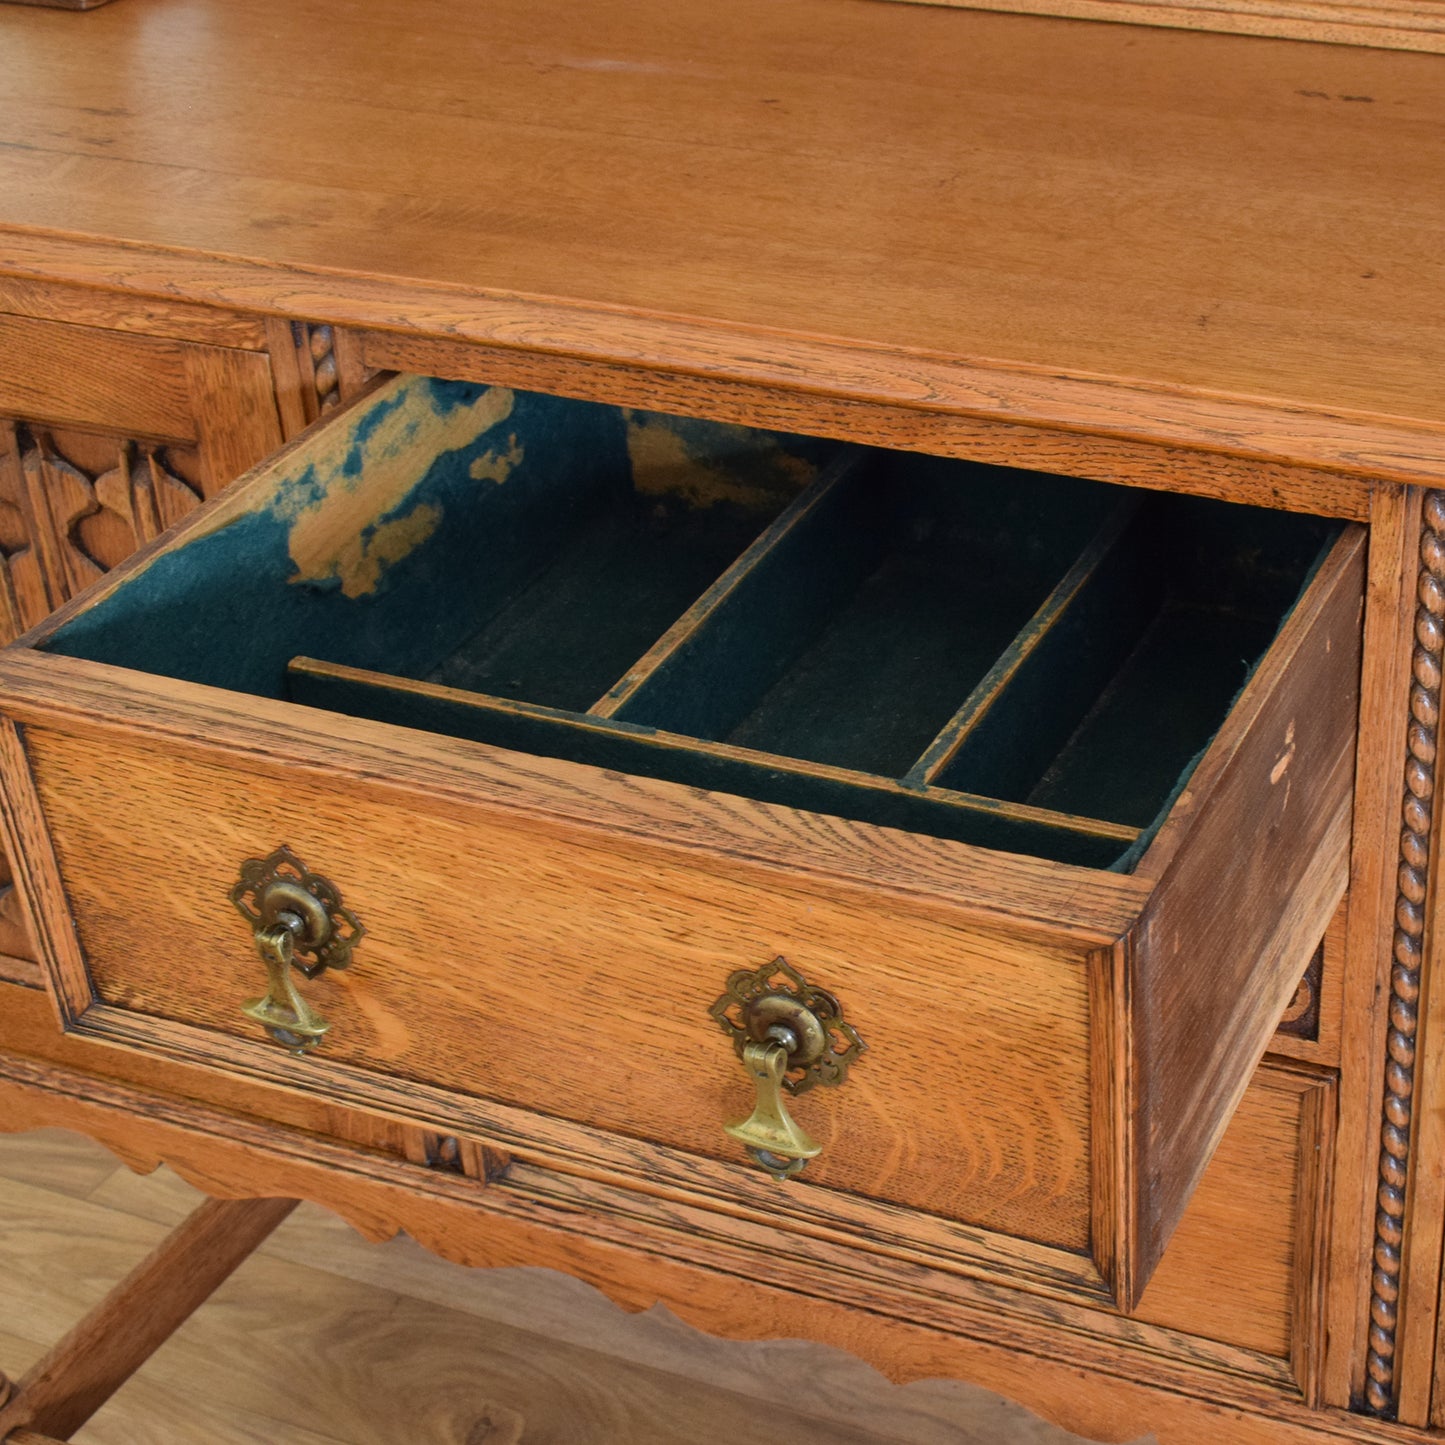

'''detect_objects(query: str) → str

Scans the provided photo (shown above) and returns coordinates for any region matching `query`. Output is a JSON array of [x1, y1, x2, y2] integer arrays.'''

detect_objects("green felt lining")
[[39, 371, 1342, 877], [617, 453, 1123, 777], [287, 662, 1137, 870], [43, 378, 830, 702], [424, 493, 787, 712], [932, 492, 1340, 828]]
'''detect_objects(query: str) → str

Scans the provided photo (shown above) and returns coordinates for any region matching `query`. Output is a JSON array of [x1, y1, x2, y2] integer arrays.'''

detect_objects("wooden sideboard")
[[0, 1, 1442, 1440]]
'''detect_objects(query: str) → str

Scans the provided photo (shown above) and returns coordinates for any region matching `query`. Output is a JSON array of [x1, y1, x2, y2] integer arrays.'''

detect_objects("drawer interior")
[[43, 376, 1341, 871]]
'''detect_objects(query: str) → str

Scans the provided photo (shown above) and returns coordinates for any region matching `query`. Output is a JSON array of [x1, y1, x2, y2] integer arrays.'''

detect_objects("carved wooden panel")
[[0, 310, 285, 969], [0, 421, 206, 638], [0, 421, 210, 965], [399, 1127, 512, 1184], [1364, 489, 1445, 1415], [1275, 945, 1324, 1043], [0, 422, 55, 646], [267, 321, 375, 437]]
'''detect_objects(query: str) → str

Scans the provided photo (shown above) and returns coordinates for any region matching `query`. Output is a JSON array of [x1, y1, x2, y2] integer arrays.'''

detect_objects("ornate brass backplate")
[[229, 846, 364, 1054], [710, 957, 866, 1180], [230, 845, 363, 978]]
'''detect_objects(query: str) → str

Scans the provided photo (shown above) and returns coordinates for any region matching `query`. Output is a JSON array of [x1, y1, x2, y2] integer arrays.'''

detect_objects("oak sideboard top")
[[0, 0, 1441, 482]]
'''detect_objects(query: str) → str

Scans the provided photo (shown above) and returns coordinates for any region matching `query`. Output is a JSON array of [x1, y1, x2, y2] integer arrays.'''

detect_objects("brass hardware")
[[244, 921, 330, 1055], [230, 846, 364, 1054], [727, 1038, 822, 1179], [710, 957, 865, 1181]]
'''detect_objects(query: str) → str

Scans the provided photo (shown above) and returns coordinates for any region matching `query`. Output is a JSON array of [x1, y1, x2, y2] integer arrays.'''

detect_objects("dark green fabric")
[[43, 372, 1341, 878], [46, 379, 826, 704], [622, 454, 1121, 776], [935, 491, 1339, 828], [288, 664, 1132, 870], [47, 379, 635, 695]]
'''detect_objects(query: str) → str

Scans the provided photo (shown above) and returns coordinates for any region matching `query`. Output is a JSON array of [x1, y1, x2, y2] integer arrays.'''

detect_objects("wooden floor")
[[0, 1129, 1133, 1444]]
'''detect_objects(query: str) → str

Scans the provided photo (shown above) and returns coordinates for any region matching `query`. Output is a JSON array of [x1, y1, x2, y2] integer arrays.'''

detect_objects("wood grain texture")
[[0, 314, 194, 441], [0, 650, 1348, 1299], [287, 660, 1138, 860], [876, 0, 1445, 53], [0, 981, 496, 1169], [180, 344, 282, 491], [0, 1054, 1393, 1445], [14, 998, 1121, 1309], [0, 717, 89, 1026], [0, 0, 1425, 1410], [0, 1195, 295, 1439], [262, 319, 310, 441], [0, 952, 40, 987], [0, 1133, 1115, 1445], [0, 0, 1442, 473], [11, 423, 206, 604], [1365, 490, 1445, 1421], [1134, 1064, 1333, 1364], [264, 320, 375, 440], [1400, 872, 1445, 1428], [1113, 528, 1363, 1304], [0, 977, 1312, 1365], [0, 650, 1152, 945], [0, 387, 1366, 1301], [25, 720, 1098, 1247], [360, 332, 1377, 522], [0, 420, 60, 643], [0, 306, 290, 1049], [1323, 483, 1421, 1410], [1291, 1072, 1338, 1407], [0, 277, 267, 348]]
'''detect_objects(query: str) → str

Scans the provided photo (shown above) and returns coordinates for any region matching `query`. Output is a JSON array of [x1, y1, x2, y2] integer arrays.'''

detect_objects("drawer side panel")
[[1124, 528, 1363, 1302]]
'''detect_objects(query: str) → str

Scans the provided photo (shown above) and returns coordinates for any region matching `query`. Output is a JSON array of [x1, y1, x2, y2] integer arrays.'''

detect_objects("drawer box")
[[0, 375, 1362, 1309]]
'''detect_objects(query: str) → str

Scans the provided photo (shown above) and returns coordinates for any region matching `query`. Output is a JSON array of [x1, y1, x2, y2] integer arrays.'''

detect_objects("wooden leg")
[[0, 1195, 296, 1441]]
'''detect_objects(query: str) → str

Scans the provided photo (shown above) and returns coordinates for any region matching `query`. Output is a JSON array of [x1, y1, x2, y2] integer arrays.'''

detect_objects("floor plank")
[[0, 1129, 1132, 1444], [0, 1131, 131, 1204]]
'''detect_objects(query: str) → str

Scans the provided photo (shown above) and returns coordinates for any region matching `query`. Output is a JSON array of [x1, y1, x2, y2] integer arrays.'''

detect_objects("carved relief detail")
[[1275, 944, 1323, 1042], [0, 420, 206, 630], [1365, 490, 1445, 1415], [0, 420, 207, 963], [20, 424, 205, 597], [291, 322, 354, 423], [404, 1128, 512, 1184], [306, 323, 341, 414], [0, 419, 58, 644], [287, 323, 374, 428]]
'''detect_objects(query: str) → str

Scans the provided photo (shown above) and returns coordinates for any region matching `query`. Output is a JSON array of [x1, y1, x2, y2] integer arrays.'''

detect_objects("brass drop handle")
[[245, 916, 329, 1054], [711, 958, 866, 1182], [230, 847, 365, 1056], [725, 1033, 824, 1179]]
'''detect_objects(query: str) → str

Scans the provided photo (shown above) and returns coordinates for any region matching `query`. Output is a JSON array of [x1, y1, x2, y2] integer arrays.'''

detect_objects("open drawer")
[[0, 375, 1362, 1309]]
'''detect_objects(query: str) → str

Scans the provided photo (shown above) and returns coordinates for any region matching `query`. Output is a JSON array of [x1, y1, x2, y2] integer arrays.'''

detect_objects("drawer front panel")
[[24, 722, 1095, 1250], [0, 375, 1363, 1308], [1138, 1063, 1332, 1380], [0, 968, 1331, 1388]]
